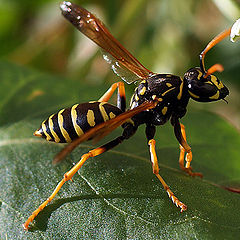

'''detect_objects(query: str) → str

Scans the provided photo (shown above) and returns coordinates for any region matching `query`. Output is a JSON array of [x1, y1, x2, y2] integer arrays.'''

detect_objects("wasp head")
[[184, 67, 229, 102]]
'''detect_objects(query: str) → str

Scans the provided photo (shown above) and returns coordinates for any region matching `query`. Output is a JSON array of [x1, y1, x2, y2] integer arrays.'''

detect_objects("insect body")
[[23, 1, 231, 230], [35, 102, 124, 143]]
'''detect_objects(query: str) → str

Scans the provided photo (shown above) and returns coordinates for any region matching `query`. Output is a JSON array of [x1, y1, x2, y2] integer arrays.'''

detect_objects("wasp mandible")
[[23, 1, 231, 230]]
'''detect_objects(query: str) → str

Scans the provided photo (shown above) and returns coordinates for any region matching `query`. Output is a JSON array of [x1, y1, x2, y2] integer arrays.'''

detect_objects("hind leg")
[[98, 82, 126, 111]]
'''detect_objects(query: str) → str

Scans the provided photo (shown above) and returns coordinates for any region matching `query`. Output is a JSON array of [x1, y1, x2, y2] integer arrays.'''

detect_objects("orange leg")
[[148, 139, 187, 212], [179, 124, 202, 177], [23, 134, 126, 230], [98, 81, 126, 111]]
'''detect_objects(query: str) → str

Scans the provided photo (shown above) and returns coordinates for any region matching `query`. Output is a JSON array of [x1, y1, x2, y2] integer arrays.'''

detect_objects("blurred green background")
[[0, 0, 239, 128], [0, 1, 240, 238]]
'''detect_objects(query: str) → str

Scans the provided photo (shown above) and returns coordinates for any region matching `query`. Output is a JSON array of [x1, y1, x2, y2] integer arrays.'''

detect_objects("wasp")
[[23, 1, 231, 230]]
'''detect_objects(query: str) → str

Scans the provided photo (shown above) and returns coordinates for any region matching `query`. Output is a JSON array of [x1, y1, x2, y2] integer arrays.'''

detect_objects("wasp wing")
[[53, 100, 157, 164], [60, 2, 154, 83], [102, 51, 144, 84]]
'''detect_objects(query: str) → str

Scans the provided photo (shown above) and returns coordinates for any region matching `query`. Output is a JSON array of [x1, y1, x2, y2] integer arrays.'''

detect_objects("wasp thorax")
[[184, 67, 229, 102]]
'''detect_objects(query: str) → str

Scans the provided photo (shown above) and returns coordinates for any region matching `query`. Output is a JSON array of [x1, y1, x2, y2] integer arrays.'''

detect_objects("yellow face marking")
[[177, 77, 184, 100], [161, 87, 175, 96], [139, 86, 146, 95], [166, 83, 172, 87], [49, 114, 60, 143], [140, 80, 146, 84], [188, 90, 200, 99], [41, 120, 52, 141], [135, 94, 139, 101], [205, 81, 212, 85], [158, 98, 163, 102], [109, 112, 116, 119], [209, 91, 220, 100], [162, 106, 168, 115], [58, 109, 72, 142], [211, 75, 224, 89], [87, 110, 96, 127], [99, 102, 109, 122], [71, 104, 84, 137]]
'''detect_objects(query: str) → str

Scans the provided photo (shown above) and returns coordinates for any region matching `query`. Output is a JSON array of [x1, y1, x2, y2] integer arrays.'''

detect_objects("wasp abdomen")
[[34, 101, 123, 143]]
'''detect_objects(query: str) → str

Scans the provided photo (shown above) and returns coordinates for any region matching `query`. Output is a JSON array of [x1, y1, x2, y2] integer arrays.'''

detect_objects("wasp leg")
[[173, 119, 202, 177], [23, 124, 137, 230], [98, 81, 126, 111], [148, 139, 187, 212]]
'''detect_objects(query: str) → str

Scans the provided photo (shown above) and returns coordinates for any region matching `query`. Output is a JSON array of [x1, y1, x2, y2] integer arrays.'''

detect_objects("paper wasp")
[[23, 1, 231, 230]]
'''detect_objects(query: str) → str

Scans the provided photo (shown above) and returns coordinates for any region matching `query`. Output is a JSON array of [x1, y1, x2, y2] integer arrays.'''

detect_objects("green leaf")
[[0, 61, 240, 239]]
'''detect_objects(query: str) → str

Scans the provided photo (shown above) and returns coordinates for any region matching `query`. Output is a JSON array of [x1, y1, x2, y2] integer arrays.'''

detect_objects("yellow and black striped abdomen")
[[34, 101, 123, 143]]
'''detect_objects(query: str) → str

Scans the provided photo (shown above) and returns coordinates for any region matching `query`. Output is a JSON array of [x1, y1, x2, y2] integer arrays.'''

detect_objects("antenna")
[[199, 28, 231, 78]]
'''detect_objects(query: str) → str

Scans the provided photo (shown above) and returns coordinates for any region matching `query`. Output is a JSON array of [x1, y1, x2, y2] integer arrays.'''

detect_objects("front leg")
[[172, 119, 202, 178]]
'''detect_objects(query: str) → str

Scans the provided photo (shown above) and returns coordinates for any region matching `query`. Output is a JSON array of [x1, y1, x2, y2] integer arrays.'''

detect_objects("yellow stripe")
[[177, 77, 184, 100], [99, 102, 109, 122], [211, 76, 224, 89], [130, 101, 136, 109], [87, 109, 96, 127], [188, 90, 200, 99], [71, 104, 84, 136], [49, 114, 60, 143], [41, 121, 52, 141], [162, 87, 175, 96], [197, 69, 203, 80], [139, 86, 146, 95], [109, 112, 116, 119], [166, 83, 172, 87], [58, 109, 71, 142], [209, 91, 220, 100], [162, 106, 168, 115]]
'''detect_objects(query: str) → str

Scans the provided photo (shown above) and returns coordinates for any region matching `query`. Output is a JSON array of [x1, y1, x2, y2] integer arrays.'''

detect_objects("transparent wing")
[[102, 51, 143, 84], [60, 2, 154, 83]]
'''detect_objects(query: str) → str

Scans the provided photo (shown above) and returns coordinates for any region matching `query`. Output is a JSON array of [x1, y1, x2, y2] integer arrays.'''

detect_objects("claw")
[[180, 165, 203, 178]]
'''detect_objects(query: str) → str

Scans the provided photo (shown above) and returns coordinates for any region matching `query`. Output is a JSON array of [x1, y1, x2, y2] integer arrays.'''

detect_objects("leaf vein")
[[79, 174, 154, 226]]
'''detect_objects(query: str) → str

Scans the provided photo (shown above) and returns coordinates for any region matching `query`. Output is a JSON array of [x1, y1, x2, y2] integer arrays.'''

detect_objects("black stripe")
[[62, 108, 79, 141], [51, 113, 66, 143], [44, 119, 55, 142]]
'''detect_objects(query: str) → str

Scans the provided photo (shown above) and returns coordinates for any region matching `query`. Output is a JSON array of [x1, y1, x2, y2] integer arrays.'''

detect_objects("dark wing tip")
[[60, 1, 96, 33], [60, 1, 72, 13]]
